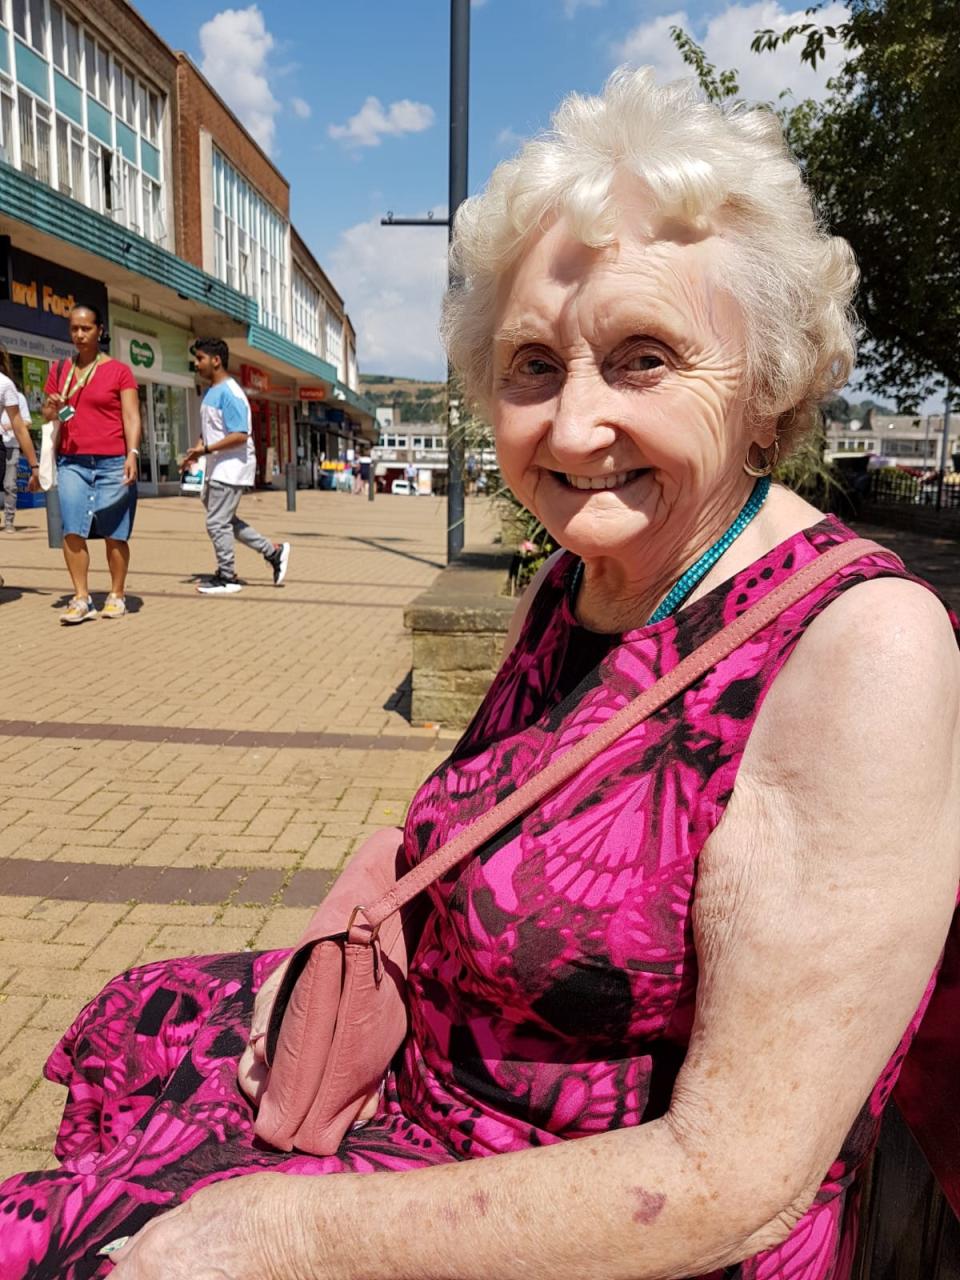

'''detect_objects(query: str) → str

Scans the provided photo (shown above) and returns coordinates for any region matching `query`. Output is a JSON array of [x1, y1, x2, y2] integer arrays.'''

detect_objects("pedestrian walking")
[[184, 338, 290, 595], [0, 344, 39, 588], [405, 459, 417, 495], [0, 352, 32, 534], [42, 306, 140, 624]]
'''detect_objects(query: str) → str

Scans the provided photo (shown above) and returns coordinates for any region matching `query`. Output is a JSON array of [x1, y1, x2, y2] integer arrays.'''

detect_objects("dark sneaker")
[[268, 542, 290, 586], [197, 573, 242, 595]]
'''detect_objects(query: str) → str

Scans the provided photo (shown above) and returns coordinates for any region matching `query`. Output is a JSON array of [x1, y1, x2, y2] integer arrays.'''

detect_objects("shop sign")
[[115, 328, 163, 375], [0, 247, 108, 344], [299, 386, 327, 402], [241, 363, 269, 394]]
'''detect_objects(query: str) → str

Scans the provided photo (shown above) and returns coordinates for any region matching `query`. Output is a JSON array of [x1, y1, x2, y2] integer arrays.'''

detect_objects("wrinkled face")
[[491, 211, 770, 565]]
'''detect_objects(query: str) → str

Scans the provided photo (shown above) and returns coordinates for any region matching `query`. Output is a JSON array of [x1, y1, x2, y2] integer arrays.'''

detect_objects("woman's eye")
[[518, 356, 557, 377], [623, 353, 664, 373]]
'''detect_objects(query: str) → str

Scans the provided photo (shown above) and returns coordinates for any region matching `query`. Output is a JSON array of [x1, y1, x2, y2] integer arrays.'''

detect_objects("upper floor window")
[[213, 147, 288, 335], [13, 0, 45, 54], [50, 3, 80, 81], [83, 32, 110, 106], [325, 307, 342, 370], [293, 266, 320, 354]]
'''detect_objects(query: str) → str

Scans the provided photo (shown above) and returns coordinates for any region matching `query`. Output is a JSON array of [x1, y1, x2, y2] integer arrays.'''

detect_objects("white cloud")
[[614, 2, 851, 104], [331, 212, 448, 379], [290, 96, 311, 119], [496, 125, 525, 149], [328, 97, 436, 149], [199, 6, 280, 153]]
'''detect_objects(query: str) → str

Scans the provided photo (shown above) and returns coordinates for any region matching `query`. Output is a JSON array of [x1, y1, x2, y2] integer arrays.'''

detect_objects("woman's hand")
[[124, 452, 139, 486], [237, 956, 290, 1104], [27, 470, 40, 493], [105, 1175, 316, 1280]]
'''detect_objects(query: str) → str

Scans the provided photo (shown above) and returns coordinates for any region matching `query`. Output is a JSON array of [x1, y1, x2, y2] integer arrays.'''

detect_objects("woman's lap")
[[58, 455, 136, 541], [0, 949, 451, 1279]]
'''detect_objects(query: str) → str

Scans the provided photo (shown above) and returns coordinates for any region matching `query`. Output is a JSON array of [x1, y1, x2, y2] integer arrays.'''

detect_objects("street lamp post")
[[381, 0, 470, 563], [937, 384, 953, 512]]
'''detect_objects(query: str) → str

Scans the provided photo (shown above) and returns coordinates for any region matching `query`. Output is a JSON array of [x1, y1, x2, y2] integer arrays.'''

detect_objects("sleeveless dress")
[[1, 515, 955, 1279]]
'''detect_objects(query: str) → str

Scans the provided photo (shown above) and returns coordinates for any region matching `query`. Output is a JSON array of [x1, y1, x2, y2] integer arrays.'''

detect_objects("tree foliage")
[[672, 1, 960, 411]]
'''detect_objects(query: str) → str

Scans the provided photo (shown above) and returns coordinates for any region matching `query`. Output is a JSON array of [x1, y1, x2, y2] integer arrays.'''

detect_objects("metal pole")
[[937, 385, 952, 512], [368, 458, 375, 502], [45, 483, 63, 549], [940, 385, 952, 473], [446, 0, 469, 563], [285, 460, 296, 512]]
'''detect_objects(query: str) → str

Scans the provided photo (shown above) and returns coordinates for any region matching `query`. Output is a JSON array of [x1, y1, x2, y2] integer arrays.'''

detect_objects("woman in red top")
[[42, 304, 142, 624]]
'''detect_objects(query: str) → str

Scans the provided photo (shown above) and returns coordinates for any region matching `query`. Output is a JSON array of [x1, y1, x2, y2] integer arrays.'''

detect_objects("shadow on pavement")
[[49, 593, 146, 615], [384, 670, 413, 723]]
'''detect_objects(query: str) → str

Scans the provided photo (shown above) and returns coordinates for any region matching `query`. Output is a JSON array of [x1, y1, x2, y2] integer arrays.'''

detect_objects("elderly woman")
[[2, 70, 958, 1280]]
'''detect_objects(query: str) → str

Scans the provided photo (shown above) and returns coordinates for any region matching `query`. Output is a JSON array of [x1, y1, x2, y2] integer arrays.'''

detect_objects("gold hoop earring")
[[744, 439, 779, 478]]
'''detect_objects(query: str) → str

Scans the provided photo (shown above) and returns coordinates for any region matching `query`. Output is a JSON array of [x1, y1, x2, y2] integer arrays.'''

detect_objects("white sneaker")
[[197, 573, 243, 595], [60, 596, 98, 624]]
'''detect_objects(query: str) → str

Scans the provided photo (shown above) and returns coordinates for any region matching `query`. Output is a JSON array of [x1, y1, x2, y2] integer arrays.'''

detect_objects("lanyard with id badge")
[[57, 356, 102, 423]]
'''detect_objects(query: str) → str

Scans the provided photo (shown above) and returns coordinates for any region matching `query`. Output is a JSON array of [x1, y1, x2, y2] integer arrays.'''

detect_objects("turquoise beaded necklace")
[[646, 475, 771, 624]]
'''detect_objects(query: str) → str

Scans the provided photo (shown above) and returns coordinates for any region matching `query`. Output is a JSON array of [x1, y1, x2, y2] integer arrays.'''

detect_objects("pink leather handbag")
[[252, 539, 888, 1156]]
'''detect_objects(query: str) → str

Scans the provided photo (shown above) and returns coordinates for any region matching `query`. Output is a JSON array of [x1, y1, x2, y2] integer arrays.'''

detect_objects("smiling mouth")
[[554, 468, 649, 491]]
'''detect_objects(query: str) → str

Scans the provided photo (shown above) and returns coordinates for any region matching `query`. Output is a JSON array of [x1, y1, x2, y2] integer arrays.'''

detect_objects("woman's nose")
[[548, 367, 618, 461]]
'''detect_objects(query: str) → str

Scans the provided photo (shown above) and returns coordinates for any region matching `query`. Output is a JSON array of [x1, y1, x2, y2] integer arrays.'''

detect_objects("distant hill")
[[360, 374, 446, 425]]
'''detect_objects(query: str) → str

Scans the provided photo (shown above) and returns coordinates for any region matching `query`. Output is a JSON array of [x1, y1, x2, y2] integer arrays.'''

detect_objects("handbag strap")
[[357, 537, 898, 936]]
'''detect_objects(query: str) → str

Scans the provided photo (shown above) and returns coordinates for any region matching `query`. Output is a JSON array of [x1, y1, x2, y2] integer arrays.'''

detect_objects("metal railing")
[[866, 467, 960, 512]]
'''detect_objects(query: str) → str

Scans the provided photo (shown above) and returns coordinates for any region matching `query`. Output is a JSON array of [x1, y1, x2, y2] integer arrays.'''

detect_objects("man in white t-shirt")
[[1, 388, 29, 532], [181, 338, 290, 595]]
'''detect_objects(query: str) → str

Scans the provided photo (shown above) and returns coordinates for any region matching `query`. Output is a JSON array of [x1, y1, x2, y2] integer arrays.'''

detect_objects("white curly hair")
[[441, 67, 858, 453]]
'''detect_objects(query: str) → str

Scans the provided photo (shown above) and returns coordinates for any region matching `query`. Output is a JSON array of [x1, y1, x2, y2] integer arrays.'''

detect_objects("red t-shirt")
[[44, 357, 138, 455]]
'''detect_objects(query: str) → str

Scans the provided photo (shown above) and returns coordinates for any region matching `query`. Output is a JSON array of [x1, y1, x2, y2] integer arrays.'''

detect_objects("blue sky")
[[133, 0, 897, 400]]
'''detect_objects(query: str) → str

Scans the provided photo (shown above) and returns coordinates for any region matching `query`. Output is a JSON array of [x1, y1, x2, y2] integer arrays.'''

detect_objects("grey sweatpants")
[[3, 445, 16, 528], [202, 480, 274, 577]]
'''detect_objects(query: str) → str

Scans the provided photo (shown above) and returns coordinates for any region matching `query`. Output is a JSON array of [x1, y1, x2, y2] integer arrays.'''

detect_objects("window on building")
[[119, 155, 139, 230], [412, 436, 425, 449], [50, 3, 80, 81], [18, 93, 50, 182], [142, 174, 163, 241], [325, 307, 342, 370], [293, 266, 320, 354], [212, 146, 289, 335], [87, 135, 103, 211], [55, 114, 83, 197], [0, 78, 15, 162], [13, 0, 44, 52]]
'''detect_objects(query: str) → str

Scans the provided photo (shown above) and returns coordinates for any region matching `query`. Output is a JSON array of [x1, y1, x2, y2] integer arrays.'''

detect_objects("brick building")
[[0, 0, 374, 495]]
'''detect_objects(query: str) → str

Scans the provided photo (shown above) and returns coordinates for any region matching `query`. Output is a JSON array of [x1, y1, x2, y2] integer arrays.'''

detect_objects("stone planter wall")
[[404, 545, 515, 729]]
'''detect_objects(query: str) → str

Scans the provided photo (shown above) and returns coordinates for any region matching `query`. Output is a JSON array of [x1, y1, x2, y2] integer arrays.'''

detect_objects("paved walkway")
[[0, 488, 494, 1178], [0, 502, 955, 1178]]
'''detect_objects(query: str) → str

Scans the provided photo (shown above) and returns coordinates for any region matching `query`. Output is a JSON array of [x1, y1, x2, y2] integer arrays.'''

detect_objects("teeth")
[[564, 470, 641, 491]]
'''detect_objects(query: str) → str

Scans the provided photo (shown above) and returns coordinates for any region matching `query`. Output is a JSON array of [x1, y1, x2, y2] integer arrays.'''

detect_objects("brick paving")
[[0, 501, 955, 1179], [0, 487, 494, 1177]]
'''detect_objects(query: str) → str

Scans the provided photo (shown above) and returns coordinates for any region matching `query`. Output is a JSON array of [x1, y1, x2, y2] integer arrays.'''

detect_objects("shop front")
[[0, 244, 108, 430], [240, 362, 295, 487], [111, 305, 198, 496]]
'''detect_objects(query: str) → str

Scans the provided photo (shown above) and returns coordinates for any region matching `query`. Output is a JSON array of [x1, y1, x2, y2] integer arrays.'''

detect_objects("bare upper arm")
[[499, 548, 566, 668], [666, 577, 960, 1243], [120, 386, 141, 421]]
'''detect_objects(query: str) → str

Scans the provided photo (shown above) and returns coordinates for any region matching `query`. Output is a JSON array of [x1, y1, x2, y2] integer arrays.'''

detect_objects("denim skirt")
[[58, 454, 137, 541]]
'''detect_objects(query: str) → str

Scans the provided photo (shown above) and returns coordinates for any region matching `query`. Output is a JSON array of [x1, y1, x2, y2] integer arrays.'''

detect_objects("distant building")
[[824, 410, 954, 468]]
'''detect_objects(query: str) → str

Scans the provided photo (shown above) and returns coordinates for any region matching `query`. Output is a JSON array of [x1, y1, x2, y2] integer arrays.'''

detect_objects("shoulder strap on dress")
[[354, 538, 898, 937]]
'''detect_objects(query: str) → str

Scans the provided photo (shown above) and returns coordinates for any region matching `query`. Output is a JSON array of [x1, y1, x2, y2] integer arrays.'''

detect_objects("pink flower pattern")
[[0, 516, 953, 1278]]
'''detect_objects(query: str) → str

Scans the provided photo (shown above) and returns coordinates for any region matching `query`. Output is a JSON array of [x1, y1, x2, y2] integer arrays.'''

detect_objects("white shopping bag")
[[180, 453, 207, 496], [38, 421, 58, 491]]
